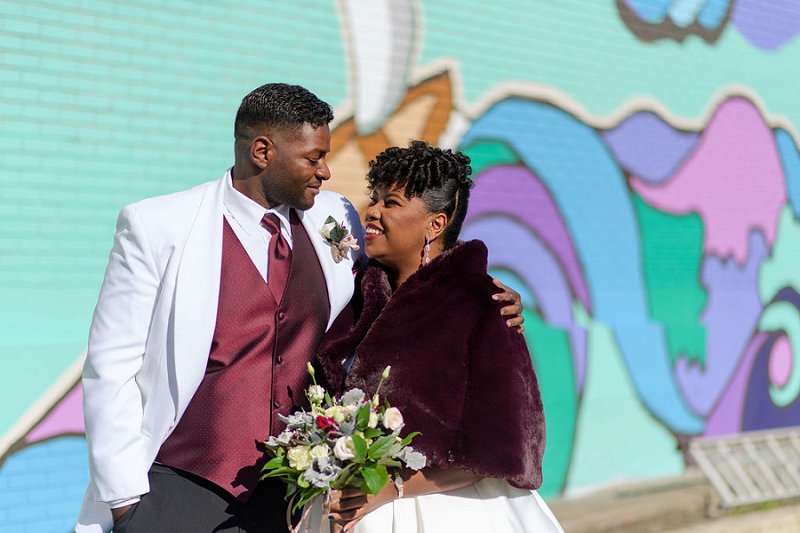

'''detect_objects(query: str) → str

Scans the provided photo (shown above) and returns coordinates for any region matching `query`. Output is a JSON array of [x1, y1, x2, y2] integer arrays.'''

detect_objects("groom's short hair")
[[234, 83, 333, 139]]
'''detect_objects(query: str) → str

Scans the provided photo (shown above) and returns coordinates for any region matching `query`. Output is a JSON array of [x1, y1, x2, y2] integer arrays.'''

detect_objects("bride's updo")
[[366, 140, 473, 250]]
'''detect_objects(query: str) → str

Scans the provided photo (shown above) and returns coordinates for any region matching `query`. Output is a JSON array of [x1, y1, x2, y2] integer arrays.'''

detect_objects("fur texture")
[[316, 240, 545, 489]]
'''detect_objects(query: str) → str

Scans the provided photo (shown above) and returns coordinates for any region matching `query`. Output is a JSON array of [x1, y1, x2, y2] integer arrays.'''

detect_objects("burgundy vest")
[[156, 213, 330, 500]]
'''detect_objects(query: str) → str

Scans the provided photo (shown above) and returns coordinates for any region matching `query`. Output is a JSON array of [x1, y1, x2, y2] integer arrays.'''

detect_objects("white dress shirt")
[[222, 169, 293, 283]]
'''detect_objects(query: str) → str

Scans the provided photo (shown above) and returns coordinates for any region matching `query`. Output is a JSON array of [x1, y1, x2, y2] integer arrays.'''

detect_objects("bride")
[[311, 141, 564, 533]]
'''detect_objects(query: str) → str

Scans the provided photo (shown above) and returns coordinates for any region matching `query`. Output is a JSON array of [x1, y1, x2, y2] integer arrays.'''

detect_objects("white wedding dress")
[[304, 478, 564, 533]]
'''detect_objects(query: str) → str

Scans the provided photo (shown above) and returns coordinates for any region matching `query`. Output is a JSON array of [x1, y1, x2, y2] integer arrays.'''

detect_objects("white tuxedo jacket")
[[76, 173, 363, 532]]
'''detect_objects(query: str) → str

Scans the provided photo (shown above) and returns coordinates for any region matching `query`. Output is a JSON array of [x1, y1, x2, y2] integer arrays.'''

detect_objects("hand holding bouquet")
[[261, 364, 426, 515]]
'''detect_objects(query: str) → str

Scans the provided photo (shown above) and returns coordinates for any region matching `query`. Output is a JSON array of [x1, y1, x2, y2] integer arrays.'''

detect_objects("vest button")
[[276, 355, 284, 364], [278, 311, 286, 320], [273, 400, 281, 409]]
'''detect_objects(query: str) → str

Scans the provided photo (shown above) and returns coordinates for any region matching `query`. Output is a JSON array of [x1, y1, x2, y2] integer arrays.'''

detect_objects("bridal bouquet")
[[261, 364, 426, 513]]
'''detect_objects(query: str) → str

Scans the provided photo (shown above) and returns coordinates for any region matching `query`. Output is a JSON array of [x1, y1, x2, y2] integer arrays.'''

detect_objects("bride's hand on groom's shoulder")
[[327, 484, 397, 532], [492, 278, 525, 334]]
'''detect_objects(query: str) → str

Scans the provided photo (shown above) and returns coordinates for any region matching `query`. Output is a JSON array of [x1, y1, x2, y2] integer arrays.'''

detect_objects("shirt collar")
[[223, 169, 292, 236]]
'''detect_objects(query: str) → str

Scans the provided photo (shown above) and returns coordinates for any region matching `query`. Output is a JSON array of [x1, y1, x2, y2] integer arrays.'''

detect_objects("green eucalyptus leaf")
[[351, 433, 368, 461], [261, 466, 296, 478], [378, 458, 403, 469], [368, 435, 396, 460], [263, 456, 285, 470], [364, 428, 382, 439], [361, 467, 383, 495], [400, 431, 421, 447], [357, 404, 371, 430]]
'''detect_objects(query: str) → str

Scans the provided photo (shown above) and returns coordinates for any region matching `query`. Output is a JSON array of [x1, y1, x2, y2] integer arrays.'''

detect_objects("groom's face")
[[261, 122, 331, 210]]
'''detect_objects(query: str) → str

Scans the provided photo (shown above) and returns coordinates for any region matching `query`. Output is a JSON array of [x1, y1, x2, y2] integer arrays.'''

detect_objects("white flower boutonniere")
[[320, 216, 360, 263]]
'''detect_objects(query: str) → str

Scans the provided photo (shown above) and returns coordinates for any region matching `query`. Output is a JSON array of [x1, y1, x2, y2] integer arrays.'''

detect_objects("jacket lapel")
[[172, 174, 226, 412], [296, 206, 355, 330]]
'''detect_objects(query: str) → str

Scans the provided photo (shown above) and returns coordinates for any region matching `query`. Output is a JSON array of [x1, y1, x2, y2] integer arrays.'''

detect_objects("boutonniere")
[[320, 216, 360, 263]]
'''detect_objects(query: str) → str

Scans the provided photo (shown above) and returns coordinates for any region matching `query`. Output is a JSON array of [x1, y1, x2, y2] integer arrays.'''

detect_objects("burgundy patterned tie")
[[261, 213, 292, 304]]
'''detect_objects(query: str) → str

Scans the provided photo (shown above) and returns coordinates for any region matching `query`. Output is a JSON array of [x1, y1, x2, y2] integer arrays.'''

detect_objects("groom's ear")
[[250, 135, 275, 170]]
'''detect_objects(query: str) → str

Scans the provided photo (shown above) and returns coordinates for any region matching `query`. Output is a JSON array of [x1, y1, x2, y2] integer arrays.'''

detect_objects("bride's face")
[[363, 184, 431, 275]]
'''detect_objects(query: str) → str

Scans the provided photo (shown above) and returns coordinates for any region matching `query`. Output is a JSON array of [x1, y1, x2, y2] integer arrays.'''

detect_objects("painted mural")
[[1, 0, 799, 530], [618, 0, 800, 49]]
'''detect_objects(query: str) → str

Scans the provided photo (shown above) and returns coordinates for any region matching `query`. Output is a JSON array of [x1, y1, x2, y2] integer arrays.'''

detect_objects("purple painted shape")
[[25, 383, 84, 443], [743, 332, 800, 430], [463, 216, 587, 391], [732, 0, 800, 51], [602, 112, 700, 184], [675, 230, 768, 416], [705, 332, 769, 436], [465, 165, 591, 313]]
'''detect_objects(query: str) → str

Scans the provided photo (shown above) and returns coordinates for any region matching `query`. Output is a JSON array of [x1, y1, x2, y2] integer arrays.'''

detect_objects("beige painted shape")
[[383, 94, 437, 147], [328, 140, 371, 214]]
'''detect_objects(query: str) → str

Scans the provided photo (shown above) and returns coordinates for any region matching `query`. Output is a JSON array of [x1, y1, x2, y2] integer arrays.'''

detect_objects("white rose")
[[320, 222, 336, 239], [310, 444, 330, 459], [368, 411, 379, 428], [333, 436, 356, 461], [307, 385, 325, 403], [287, 446, 312, 471], [382, 407, 404, 431]]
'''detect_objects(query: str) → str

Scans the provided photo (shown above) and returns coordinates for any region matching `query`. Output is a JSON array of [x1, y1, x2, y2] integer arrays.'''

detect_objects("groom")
[[77, 83, 523, 532]]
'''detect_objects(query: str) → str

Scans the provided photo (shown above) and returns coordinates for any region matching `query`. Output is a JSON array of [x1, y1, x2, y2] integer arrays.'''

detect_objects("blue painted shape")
[[669, 0, 708, 27], [775, 129, 800, 218], [698, 0, 730, 29], [625, 0, 673, 23], [461, 98, 703, 433], [0, 436, 88, 532]]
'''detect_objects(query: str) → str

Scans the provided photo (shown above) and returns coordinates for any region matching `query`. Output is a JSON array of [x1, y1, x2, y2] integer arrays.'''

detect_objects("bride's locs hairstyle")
[[366, 140, 474, 249]]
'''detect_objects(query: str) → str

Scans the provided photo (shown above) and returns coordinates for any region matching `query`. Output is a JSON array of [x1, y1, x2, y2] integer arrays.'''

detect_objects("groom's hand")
[[492, 279, 525, 334], [111, 503, 135, 523]]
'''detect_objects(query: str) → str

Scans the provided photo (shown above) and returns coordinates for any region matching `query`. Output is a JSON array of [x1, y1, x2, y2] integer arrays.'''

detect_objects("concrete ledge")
[[664, 504, 800, 532], [548, 470, 714, 533], [548, 470, 800, 533]]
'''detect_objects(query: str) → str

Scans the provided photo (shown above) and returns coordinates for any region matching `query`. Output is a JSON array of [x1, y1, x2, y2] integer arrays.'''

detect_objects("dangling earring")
[[424, 233, 431, 265]]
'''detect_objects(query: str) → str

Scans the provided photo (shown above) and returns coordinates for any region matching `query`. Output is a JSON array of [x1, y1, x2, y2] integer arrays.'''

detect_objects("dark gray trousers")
[[112, 464, 289, 533]]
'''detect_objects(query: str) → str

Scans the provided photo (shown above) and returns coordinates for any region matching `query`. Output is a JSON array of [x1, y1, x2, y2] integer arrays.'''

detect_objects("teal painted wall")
[[2, 1, 800, 530]]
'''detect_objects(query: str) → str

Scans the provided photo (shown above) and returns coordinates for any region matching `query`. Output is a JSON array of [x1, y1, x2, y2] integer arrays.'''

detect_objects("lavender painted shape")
[[25, 383, 84, 443], [675, 231, 769, 416], [732, 0, 800, 51], [465, 165, 591, 312], [463, 216, 587, 391], [704, 332, 768, 436], [602, 111, 700, 184]]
